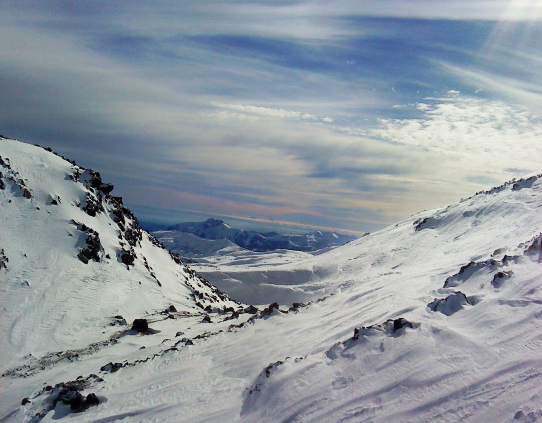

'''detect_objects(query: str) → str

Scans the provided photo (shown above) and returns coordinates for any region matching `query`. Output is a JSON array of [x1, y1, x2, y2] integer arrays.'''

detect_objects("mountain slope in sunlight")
[[1, 137, 542, 423]]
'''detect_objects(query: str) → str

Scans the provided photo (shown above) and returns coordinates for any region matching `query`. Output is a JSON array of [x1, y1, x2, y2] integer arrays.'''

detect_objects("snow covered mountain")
[[0, 137, 241, 368], [2, 137, 542, 423], [154, 218, 356, 257]]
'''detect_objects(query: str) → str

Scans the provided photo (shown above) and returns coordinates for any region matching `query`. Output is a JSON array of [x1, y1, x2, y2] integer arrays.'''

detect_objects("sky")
[[1, 1, 542, 235]]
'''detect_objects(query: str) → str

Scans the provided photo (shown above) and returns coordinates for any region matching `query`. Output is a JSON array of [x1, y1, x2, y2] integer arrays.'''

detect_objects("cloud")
[[1, 2, 542, 233], [209, 102, 334, 123], [372, 92, 542, 188]]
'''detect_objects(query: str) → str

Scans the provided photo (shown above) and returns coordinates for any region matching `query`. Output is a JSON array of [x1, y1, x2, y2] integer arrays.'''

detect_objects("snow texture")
[[2, 138, 542, 423]]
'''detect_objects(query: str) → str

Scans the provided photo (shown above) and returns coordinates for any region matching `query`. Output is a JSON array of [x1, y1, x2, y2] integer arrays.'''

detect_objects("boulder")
[[131, 318, 148, 333], [77, 250, 90, 264], [244, 305, 259, 314], [121, 252, 135, 266]]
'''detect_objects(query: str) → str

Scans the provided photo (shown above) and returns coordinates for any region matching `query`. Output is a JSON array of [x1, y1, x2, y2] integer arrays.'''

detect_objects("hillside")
[[2, 138, 542, 423], [0, 138, 241, 370]]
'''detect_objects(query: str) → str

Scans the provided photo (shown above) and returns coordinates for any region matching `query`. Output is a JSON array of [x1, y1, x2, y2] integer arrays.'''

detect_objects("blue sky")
[[1, 1, 542, 234]]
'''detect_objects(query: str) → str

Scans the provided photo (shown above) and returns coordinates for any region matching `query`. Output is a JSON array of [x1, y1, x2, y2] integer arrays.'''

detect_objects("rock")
[[391, 318, 413, 332], [261, 302, 279, 317], [428, 292, 471, 316], [100, 362, 123, 373], [289, 302, 306, 312], [85, 393, 100, 407], [110, 315, 127, 326], [492, 270, 513, 288], [77, 250, 90, 264], [21, 397, 31, 405], [167, 305, 177, 312], [131, 318, 148, 333], [98, 183, 114, 194], [201, 314, 212, 323], [244, 305, 259, 314], [121, 252, 135, 266], [55, 387, 100, 412], [67, 391, 85, 410], [81, 193, 104, 216]]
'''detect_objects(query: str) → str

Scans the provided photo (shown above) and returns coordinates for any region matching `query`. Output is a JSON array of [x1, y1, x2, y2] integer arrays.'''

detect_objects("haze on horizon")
[[1, 0, 542, 235]]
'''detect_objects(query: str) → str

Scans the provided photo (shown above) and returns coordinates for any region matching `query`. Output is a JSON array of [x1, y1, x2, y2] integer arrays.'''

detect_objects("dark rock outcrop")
[[0, 248, 8, 270], [260, 303, 280, 317], [131, 319, 148, 333], [120, 251, 135, 266]]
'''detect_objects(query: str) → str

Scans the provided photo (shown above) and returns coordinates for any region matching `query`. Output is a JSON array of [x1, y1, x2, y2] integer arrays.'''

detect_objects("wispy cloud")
[[209, 102, 333, 123], [1, 1, 541, 233]]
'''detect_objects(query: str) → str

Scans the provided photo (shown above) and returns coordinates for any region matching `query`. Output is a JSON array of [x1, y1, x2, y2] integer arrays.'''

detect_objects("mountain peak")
[[203, 217, 228, 228]]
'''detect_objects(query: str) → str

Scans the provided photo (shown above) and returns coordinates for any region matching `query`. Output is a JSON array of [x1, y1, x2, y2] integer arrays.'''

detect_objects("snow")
[[0, 139, 239, 370], [2, 138, 542, 422], [154, 218, 356, 257]]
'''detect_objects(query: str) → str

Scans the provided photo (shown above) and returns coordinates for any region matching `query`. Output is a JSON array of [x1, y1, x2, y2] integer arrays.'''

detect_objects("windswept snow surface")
[[2, 138, 542, 422]]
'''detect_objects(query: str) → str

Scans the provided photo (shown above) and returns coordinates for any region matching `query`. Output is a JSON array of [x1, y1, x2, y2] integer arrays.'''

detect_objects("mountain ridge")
[[154, 217, 357, 257], [0, 138, 241, 370]]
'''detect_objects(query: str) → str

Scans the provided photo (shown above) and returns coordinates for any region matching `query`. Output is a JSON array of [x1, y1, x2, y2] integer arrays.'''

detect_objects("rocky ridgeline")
[[468, 174, 541, 200], [67, 163, 144, 268], [413, 174, 542, 232], [25, 144, 238, 310], [39, 147, 240, 306], [424, 232, 542, 316]]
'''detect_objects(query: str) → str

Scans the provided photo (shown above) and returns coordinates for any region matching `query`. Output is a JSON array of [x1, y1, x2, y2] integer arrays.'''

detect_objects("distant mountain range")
[[152, 218, 357, 257]]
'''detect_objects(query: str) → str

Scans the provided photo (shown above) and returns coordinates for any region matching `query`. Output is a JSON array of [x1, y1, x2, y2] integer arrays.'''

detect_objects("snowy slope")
[[2, 137, 542, 423], [0, 138, 240, 371]]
